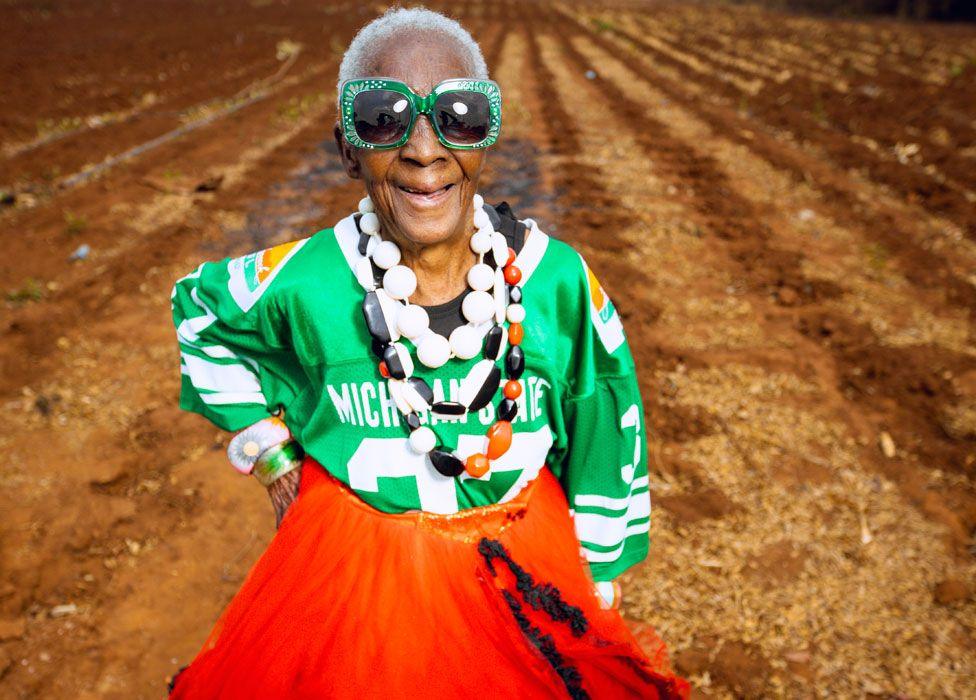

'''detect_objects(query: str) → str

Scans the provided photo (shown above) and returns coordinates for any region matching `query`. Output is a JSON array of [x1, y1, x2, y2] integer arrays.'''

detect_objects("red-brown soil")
[[1, 0, 974, 697]]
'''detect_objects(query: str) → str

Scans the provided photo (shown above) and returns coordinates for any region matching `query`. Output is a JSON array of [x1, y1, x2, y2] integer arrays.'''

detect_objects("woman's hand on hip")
[[267, 466, 302, 529]]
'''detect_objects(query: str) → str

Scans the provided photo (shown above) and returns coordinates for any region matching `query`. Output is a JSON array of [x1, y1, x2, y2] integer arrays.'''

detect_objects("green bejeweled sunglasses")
[[339, 77, 502, 150]]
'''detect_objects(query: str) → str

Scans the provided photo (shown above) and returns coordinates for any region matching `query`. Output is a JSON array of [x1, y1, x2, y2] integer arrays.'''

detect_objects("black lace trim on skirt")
[[478, 537, 590, 699]]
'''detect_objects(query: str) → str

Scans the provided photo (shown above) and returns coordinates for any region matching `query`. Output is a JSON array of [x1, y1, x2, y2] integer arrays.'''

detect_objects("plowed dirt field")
[[2, 1, 975, 697]]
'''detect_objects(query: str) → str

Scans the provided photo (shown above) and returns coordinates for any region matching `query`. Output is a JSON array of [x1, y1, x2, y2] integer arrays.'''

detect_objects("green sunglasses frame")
[[339, 77, 502, 150]]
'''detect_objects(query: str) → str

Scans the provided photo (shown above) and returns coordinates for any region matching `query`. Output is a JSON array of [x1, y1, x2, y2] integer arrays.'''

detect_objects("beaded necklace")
[[357, 193, 525, 479]]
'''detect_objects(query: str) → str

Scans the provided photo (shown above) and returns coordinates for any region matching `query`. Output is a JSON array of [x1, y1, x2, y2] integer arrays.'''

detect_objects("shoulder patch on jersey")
[[227, 238, 307, 311], [580, 256, 625, 354]]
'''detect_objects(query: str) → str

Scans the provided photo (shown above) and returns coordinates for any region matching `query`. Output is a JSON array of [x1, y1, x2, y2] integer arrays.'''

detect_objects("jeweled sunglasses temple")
[[339, 78, 502, 150]]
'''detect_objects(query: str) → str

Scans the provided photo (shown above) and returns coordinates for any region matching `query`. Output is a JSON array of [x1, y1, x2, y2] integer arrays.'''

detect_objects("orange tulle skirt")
[[169, 458, 690, 699]]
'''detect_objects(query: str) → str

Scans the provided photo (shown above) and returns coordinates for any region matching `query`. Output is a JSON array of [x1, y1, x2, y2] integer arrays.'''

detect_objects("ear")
[[334, 122, 362, 180]]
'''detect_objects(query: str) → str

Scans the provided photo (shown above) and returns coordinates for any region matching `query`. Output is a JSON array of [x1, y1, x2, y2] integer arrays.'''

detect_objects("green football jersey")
[[171, 212, 650, 581]]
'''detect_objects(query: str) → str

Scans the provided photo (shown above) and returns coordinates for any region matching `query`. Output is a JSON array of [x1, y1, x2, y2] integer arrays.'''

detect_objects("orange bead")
[[465, 452, 490, 478], [486, 420, 513, 460], [503, 265, 522, 285], [503, 380, 522, 400], [378, 361, 390, 378], [506, 247, 517, 266], [508, 322, 524, 346]]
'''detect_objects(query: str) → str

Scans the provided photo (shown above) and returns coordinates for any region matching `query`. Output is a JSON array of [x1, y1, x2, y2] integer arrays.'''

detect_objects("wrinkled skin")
[[269, 32, 487, 524], [268, 468, 302, 528]]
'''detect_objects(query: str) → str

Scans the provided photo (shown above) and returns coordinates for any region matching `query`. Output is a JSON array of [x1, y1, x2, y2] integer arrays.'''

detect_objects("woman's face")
[[335, 33, 487, 249]]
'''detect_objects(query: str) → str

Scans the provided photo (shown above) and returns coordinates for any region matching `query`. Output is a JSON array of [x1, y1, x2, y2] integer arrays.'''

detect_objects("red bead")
[[503, 380, 522, 400], [506, 247, 517, 266], [508, 323, 523, 346], [486, 421, 513, 459], [378, 361, 390, 378], [503, 265, 522, 285], [465, 452, 490, 478]]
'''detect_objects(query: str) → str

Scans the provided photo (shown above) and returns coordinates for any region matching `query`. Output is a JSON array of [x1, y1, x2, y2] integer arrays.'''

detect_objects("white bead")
[[493, 267, 507, 323], [472, 193, 484, 210], [401, 382, 431, 413], [354, 257, 376, 290], [417, 333, 451, 368], [375, 288, 401, 341], [390, 341, 414, 378], [372, 240, 401, 269], [470, 229, 492, 254], [383, 265, 417, 300], [449, 324, 482, 360], [491, 232, 509, 267], [467, 263, 494, 292], [461, 290, 494, 324], [397, 304, 429, 339], [358, 196, 374, 214], [408, 426, 436, 454], [365, 234, 378, 257], [459, 359, 496, 407], [506, 303, 526, 324], [387, 379, 412, 415], [359, 212, 380, 234], [473, 208, 492, 230]]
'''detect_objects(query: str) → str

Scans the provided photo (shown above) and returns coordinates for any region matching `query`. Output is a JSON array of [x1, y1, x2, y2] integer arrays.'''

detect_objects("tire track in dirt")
[[0, 0, 367, 187], [560, 11, 976, 318], [577, 8, 976, 239], [546, 10, 976, 555], [517, 25, 725, 454], [530, 18, 976, 699], [685, 7, 976, 143], [0, 45, 367, 399]]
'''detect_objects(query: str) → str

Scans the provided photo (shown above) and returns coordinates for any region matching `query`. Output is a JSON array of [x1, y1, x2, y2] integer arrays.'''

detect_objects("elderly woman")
[[168, 8, 688, 699]]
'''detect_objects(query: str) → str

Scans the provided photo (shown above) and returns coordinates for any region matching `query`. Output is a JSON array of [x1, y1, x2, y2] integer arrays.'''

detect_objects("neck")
[[394, 227, 476, 306]]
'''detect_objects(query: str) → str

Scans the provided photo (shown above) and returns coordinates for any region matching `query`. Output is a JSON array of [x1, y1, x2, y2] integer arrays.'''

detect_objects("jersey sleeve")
[[557, 255, 650, 582], [170, 242, 304, 432]]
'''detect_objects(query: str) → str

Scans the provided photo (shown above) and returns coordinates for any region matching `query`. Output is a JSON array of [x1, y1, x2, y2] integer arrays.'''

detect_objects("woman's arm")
[[268, 469, 302, 528], [171, 242, 307, 524]]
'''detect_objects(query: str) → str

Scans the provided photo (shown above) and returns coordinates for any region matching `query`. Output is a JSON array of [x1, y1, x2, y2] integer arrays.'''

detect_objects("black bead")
[[429, 450, 464, 477], [498, 398, 518, 422], [407, 377, 434, 404], [483, 324, 503, 360], [371, 338, 387, 359], [357, 231, 371, 256], [383, 344, 406, 379], [362, 292, 391, 344], [467, 365, 501, 412], [431, 400, 466, 416], [406, 412, 421, 430], [508, 285, 522, 304], [506, 345, 525, 380]]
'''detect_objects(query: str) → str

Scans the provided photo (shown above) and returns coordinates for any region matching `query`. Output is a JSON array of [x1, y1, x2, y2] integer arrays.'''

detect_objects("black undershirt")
[[421, 201, 526, 338]]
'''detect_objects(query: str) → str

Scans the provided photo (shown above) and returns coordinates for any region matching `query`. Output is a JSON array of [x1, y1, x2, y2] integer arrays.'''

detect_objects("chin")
[[397, 213, 465, 247]]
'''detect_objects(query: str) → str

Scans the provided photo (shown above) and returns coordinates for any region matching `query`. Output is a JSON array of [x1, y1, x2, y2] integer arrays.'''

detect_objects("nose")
[[399, 113, 447, 166]]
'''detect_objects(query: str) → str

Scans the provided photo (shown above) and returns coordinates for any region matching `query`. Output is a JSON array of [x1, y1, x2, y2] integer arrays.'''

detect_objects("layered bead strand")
[[357, 194, 526, 479]]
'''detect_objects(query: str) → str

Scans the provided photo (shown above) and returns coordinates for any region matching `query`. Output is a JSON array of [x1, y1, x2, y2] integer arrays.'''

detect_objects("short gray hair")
[[337, 8, 488, 94]]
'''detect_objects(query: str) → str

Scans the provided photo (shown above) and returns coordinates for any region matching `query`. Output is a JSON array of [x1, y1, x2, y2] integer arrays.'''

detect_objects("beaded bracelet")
[[252, 440, 305, 487]]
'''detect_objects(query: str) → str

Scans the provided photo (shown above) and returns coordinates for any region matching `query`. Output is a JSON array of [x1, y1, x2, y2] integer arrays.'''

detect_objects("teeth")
[[401, 184, 449, 195]]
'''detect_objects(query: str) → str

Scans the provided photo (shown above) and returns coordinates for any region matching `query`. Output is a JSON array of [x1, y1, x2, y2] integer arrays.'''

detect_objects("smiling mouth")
[[396, 182, 455, 204]]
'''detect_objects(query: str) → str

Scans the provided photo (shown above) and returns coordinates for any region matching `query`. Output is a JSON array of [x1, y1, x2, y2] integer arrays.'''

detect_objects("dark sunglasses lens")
[[352, 89, 411, 145], [433, 91, 490, 146]]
